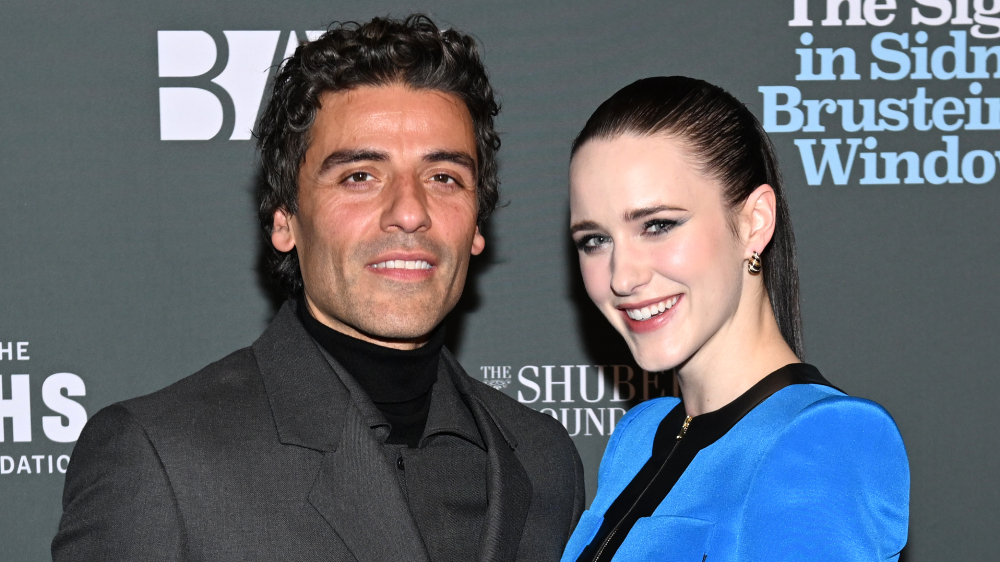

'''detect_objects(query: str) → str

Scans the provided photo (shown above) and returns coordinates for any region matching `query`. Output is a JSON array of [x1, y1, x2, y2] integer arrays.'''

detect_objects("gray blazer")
[[52, 302, 585, 562]]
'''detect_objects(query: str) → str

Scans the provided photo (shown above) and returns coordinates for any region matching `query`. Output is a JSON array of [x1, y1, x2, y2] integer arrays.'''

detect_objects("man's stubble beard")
[[309, 233, 469, 342], [349, 275, 463, 340]]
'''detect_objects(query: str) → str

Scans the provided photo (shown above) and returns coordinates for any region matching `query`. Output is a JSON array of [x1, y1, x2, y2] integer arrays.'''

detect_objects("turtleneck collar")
[[295, 298, 444, 404]]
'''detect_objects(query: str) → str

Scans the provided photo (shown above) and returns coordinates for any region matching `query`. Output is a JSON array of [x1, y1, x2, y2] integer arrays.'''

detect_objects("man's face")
[[271, 84, 484, 350]]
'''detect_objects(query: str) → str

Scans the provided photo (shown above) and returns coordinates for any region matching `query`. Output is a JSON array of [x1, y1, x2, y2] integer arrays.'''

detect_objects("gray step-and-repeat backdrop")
[[2, 0, 998, 559]]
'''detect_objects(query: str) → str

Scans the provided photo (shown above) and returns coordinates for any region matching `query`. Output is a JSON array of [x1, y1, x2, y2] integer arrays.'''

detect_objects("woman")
[[561, 77, 909, 562]]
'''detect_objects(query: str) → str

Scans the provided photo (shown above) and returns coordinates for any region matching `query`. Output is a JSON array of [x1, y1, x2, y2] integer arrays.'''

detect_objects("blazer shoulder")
[[465, 376, 571, 442], [115, 346, 266, 430], [783, 391, 904, 440], [752, 388, 908, 477], [737, 394, 910, 559], [748, 391, 909, 514]]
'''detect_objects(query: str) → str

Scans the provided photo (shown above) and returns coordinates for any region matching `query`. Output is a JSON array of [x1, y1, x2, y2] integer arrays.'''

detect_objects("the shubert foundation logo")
[[1, 341, 87, 476], [481, 364, 676, 437]]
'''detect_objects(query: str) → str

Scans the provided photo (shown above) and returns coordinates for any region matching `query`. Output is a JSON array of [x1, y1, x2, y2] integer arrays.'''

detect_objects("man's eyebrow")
[[319, 149, 389, 173], [424, 150, 477, 180], [623, 205, 687, 222], [569, 220, 602, 235]]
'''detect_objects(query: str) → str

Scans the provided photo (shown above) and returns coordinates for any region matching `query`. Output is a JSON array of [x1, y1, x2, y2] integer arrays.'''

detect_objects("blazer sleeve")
[[51, 404, 185, 562], [736, 395, 910, 562]]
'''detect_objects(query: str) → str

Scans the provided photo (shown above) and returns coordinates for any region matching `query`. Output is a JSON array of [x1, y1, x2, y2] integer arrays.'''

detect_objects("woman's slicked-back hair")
[[571, 76, 803, 357], [256, 14, 501, 297]]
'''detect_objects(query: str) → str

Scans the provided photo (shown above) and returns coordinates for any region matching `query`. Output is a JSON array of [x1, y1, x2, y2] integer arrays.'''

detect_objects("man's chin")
[[349, 315, 443, 347]]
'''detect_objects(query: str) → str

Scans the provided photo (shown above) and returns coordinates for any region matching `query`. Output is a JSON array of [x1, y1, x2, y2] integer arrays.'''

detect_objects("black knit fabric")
[[297, 299, 444, 447]]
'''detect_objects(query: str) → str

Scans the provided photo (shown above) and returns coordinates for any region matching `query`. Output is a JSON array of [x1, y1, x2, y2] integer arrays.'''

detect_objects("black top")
[[576, 363, 834, 562], [296, 299, 444, 447]]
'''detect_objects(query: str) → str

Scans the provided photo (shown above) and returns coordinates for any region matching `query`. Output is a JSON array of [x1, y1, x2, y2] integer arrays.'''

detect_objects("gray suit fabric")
[[316, 335, 491, 562], [52, 302, 585, 562]]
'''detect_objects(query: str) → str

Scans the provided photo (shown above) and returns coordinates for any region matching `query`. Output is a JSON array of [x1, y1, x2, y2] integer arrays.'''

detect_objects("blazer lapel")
[[307, 403, 430, 562], [253, 301, 429, 562], [442, 351, 533, 562]]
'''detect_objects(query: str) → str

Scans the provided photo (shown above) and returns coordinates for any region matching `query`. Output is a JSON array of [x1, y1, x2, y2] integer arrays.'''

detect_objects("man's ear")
[[471, 225, 486, 256], [741, 184, 777, 256], [271, 208, 297, 253]]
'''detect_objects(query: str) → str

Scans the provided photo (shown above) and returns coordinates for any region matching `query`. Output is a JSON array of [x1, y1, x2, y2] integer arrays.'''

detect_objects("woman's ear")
[[740, 184, 777, 256]]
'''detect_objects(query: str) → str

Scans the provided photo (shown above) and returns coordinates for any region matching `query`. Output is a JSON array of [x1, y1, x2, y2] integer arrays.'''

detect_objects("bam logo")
[[157, 30, 323, 141]]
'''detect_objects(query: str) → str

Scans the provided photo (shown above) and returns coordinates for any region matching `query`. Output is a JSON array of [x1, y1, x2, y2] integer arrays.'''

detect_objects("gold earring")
[[747, 251, 762, 275]]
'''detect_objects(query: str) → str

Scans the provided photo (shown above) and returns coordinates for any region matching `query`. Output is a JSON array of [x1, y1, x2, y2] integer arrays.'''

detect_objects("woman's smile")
[[617, 295, 681, 333]]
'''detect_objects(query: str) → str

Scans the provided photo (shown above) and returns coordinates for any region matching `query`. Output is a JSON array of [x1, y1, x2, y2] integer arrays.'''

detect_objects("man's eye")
[[345, 172, 374, 183], [431, 173, 458, 185], [575, 234, 611, 254]]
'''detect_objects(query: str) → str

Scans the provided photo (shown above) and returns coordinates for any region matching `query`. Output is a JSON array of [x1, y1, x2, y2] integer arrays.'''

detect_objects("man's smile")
[[371, 259, 433, 270], [366, 251, 439, 281]]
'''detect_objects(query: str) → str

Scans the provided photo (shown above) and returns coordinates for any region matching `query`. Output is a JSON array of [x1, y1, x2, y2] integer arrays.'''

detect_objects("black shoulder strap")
[[576, 363, 836, 562]]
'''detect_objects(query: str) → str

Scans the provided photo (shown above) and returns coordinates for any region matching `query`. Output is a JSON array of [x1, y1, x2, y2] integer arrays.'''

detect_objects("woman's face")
[[569, 135, 747, 372]]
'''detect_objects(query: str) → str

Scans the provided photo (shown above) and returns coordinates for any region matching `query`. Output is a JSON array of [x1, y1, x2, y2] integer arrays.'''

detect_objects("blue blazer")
[[561, 384, 909, 561]]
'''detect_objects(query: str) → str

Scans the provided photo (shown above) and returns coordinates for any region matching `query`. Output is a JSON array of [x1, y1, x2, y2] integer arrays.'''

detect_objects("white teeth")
[[625, 296, 679, 321], [372, 260, 432, 270]]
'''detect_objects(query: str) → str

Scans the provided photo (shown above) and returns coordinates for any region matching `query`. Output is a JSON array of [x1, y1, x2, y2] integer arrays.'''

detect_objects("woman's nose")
[[380, 175, 432, 233], [609, 240, 652, 297]]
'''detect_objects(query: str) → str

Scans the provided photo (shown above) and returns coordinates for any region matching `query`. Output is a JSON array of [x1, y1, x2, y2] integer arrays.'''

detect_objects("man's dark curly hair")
[[256, 14, 501, 297]]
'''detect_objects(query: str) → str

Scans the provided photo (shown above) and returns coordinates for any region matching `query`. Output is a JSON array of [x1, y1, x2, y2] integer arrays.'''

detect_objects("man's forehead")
[[315, 85, 472, 133], [302, 84, 478, 177]]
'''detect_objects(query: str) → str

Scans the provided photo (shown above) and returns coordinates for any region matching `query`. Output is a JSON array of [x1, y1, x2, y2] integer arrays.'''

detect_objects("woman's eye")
[[643, 219, 678, 235], [345, 172, 374, 183], [575, 234, 611, 254]]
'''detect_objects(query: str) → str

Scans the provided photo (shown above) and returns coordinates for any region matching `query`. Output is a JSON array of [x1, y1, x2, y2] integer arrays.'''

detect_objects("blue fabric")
[[561, 384, 909, 561]]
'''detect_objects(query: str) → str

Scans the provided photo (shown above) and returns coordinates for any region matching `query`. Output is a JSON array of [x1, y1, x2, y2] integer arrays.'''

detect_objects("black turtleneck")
[[297, 300, 444, 447]]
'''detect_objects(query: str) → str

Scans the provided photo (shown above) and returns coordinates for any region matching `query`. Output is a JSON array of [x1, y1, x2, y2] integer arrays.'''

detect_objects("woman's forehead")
[[569, 135, 721, 214]]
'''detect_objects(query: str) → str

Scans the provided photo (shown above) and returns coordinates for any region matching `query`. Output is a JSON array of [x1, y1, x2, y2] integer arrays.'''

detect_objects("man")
[[53, 15, 584, 562]]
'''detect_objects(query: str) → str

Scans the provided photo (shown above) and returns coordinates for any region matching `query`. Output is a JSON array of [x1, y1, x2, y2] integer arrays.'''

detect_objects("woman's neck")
[[675, 292, 800, 417]]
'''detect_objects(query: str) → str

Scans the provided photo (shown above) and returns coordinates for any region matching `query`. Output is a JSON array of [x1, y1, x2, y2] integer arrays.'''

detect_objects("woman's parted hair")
[[571, 76, 803, 357], [256, 14, 501, 297]]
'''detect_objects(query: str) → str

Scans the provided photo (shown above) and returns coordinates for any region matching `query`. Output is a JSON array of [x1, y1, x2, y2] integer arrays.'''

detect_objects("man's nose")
[[609, 239, 652, 297], [380, 175, 432, 233]]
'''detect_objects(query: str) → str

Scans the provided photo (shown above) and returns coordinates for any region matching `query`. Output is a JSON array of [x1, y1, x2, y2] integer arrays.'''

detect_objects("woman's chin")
[[629, 344, 683, 374]]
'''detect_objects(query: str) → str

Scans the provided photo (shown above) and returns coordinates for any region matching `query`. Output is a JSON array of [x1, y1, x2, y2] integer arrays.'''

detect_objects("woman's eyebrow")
[[569, 220, 602, 234], [622, 205, 687, 222]]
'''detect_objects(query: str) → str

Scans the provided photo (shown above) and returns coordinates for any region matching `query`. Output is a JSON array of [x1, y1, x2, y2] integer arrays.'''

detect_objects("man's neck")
[[302, 294, 432, 350], [295, 297, 445, 403]]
